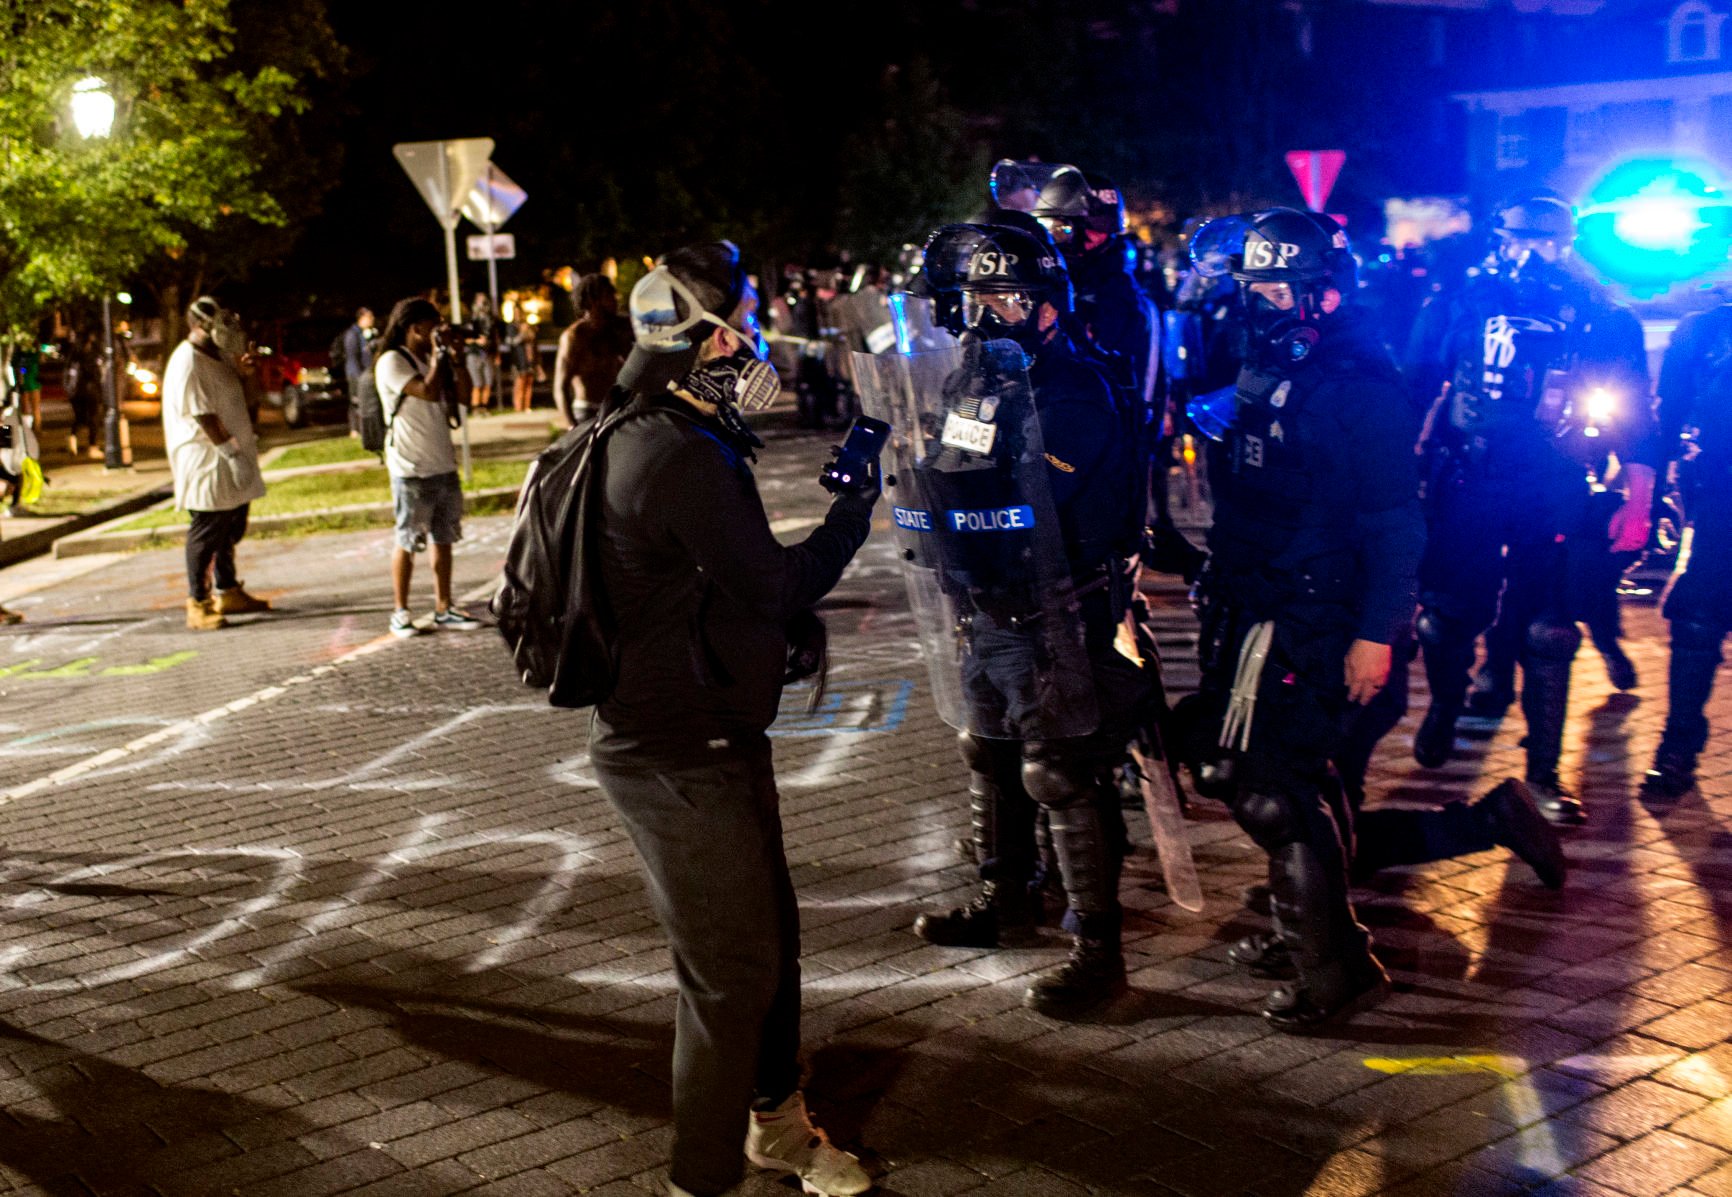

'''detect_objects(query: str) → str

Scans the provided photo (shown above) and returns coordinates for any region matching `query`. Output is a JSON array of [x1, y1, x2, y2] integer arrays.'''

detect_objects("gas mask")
[[683, 348, 781, 414], [190, 297, 247, 357], [1238, 282, 1321, 367]]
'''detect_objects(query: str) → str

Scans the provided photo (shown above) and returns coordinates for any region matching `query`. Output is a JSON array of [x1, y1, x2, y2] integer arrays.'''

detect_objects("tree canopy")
[[0, 0, 342, 337]]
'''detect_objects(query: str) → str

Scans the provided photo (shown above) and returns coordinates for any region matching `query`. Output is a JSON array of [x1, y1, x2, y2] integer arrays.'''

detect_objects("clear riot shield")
[[854, 334, 1101, 741]]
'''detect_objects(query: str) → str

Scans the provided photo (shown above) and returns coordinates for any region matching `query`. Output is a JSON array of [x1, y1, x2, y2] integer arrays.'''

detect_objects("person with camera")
[[161, 297, 272, 632], [374, 298, 483, 638], [590, 242, 877, 1197]]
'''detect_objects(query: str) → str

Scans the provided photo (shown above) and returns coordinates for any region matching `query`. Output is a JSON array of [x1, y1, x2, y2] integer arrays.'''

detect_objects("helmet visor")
[[1189, 217, 1250, 278], [961, 290, 1038, 330], [990, 160, 1065, 212]]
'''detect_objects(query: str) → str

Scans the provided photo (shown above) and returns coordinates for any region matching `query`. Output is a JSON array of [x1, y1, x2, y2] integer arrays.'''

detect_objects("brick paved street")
[[0, 430, 1729, 1196]]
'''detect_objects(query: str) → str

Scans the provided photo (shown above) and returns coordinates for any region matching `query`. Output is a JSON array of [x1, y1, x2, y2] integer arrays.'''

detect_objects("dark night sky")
[[237, 0, 1487, 321]]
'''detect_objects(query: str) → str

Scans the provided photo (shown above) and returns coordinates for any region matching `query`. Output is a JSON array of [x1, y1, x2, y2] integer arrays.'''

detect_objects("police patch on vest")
[[1271, 380, 1290, 408], [893, 506, 933, 532], [947, 505, 1035, 532]]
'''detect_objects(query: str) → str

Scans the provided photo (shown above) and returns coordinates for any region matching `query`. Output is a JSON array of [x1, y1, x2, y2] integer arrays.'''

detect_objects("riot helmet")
[[989, 159, 1057, 213], [1189, 208, 1343, 364], [920, 222, 1072, 345], [1030, 165, 1092, 250], [1490, 190, 1577, 294], [1081, 172, 1128, 238]]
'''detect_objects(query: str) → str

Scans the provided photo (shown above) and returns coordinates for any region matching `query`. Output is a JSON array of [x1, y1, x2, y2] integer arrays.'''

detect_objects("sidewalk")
[[0, 394, 559, 567]]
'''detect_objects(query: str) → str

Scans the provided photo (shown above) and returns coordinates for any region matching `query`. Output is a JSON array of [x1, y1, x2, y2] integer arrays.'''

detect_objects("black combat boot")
[[1262, 842, 1387, 1031], [1642, 621, 1723, 802], [913, 881, 1042, 948], [1641, 744, 1698, 801], [1227, 931, 1295, 979], [1413, 705, 1459, 769], [1480, 779, 1567, 889], [1524, 770, 1585, 827], [1024, 916, 1126, 1017], [1464, 669, 1516, 720]]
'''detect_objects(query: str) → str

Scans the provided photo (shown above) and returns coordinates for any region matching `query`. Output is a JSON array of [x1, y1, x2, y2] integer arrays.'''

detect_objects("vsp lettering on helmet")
[[1242, 238, 1303, 272]]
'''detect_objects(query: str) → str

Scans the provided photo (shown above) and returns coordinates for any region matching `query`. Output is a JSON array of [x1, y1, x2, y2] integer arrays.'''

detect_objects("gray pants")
[[593, 747, 802, 1195]]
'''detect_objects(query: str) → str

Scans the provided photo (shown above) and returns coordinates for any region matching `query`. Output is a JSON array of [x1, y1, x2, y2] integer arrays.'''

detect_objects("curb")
[[54, 485, 522, 558], [0, 483, 174, 570]]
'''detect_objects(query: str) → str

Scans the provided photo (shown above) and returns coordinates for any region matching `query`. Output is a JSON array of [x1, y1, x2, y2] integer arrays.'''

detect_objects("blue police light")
[[1576, 159, 1732, 290]]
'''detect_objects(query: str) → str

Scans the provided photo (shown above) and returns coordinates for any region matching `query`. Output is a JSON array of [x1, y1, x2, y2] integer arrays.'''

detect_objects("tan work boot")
[[185, 596, 227, 631], [217, 586, 272, 615]]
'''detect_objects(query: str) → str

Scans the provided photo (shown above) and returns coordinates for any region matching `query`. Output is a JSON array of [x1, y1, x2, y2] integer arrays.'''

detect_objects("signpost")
[[461, 162, 528, 317], [392, 137, 494, 482], [466, 233, 517, 262], [1285, 149, 1347, 213]]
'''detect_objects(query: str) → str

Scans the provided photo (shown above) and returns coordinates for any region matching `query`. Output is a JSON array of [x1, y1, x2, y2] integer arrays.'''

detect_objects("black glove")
[[827, 454, 881, 507]]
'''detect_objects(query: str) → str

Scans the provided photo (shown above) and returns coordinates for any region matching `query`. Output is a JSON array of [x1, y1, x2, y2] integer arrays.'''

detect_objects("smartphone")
[[818, 416, 891, 493]]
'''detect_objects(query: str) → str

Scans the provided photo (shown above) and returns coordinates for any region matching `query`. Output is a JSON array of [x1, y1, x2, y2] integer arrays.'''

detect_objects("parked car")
[[260, 317, 350, 427]]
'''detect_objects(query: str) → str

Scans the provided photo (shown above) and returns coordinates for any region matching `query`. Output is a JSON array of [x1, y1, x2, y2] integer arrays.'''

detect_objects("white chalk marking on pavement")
[[142, 701, 542, 795], [781, 695, 873, 787], [386, 826, 601, 972], [0, 635, 402, 806], [228, 813, 453, 990], [0, 847, 304, 992]]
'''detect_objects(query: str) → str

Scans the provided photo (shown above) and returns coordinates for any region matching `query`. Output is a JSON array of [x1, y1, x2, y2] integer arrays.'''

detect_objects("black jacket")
[[590, 396, 874, 766], [1208, 316, 1425, 646]]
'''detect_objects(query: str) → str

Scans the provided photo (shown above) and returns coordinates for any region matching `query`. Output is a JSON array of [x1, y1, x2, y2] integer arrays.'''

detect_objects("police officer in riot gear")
[[882, 222, 1152, 1017], [1182, 208, 1425, 1028], [1405, 192, 1656, 824], [1643, 300, 1732, 798]]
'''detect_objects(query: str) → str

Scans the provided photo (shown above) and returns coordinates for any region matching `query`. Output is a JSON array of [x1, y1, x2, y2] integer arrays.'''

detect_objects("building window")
[[1668, 0, 1727, 63], [1496, 112, 1530, 170], [1567, 106, 1605, 164]]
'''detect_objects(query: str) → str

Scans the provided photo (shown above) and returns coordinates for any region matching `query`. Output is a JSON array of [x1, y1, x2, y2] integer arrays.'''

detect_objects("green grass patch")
[[25, 488, 137, 517], [114, 459, 529, 532], [269, 437, 376, 471]]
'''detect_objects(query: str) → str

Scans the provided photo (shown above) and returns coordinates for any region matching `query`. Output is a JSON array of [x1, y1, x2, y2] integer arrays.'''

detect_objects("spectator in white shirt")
[[161, 297, 272, 631]]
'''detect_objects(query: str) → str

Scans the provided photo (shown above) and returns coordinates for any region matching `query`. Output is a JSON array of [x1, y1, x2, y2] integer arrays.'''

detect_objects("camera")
[[818, 416, 890, 493]]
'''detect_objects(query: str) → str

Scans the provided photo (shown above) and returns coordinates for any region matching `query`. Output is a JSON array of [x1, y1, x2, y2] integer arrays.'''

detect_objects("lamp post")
[[71, 76, 128, 471]]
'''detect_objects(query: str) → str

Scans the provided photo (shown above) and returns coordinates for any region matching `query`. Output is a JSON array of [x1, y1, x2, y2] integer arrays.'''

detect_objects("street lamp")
[[70, 77, 115, 140], [71, 76, 128, 469]]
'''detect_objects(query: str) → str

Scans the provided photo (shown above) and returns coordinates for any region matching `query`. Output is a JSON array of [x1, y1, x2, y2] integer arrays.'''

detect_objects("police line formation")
[[483, 161, 1732, 1197]]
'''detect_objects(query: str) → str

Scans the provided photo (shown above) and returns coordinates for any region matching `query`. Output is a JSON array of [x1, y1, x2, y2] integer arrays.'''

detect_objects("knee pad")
[[1524, 619, 1582, 662], [1230, 788, 1303, 855], [1021, 751, 1093, 813], [1670, 617, 1727, 659], [1414, 607, 1463, 651]]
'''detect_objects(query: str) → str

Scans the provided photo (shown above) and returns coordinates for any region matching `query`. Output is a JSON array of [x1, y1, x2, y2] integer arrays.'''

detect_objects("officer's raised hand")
[[1345, 638, 1393, 705]]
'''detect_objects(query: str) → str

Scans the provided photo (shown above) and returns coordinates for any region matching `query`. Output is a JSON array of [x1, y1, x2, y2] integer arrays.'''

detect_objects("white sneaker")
[[432, 607, 483, 631], [389, 609, 426, 638], [745, 1092, 870, 1196]]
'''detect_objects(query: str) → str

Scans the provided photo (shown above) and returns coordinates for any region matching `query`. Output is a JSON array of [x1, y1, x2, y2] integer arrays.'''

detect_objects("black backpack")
[[492, 393, 702, 708]]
